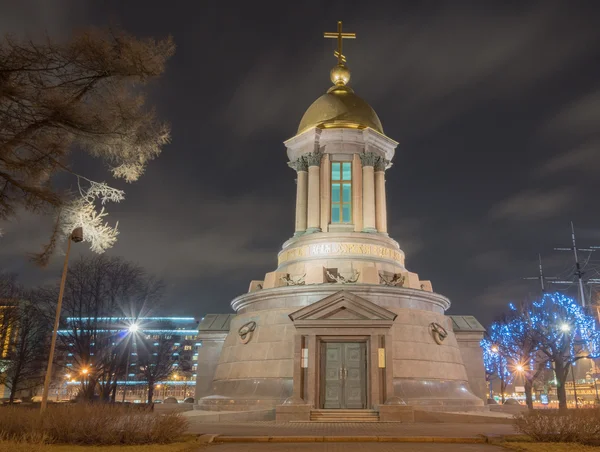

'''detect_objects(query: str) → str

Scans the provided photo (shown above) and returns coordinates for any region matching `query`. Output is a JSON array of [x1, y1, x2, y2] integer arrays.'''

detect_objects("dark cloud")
[[488, 187, 578, 222], [2, 0, 600, 325]]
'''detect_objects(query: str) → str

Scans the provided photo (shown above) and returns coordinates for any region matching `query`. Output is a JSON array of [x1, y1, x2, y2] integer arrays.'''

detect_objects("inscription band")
[[278, 242, 404, 265]]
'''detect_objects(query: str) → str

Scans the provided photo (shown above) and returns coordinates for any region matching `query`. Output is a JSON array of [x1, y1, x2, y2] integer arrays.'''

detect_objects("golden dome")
[[297, 84, 384, 135]]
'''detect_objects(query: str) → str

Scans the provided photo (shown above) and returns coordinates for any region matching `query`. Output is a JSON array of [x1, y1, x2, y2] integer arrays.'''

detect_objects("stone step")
[[310, 409, 379, 422]]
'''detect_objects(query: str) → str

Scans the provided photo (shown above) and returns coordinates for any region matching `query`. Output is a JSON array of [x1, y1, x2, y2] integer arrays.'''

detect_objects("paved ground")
[[187, 420, 516, 438], [205, 443, 507, 451]]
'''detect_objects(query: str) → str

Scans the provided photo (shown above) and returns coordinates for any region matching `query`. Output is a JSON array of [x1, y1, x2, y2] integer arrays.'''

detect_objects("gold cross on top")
[[324, 21, 356, 66]]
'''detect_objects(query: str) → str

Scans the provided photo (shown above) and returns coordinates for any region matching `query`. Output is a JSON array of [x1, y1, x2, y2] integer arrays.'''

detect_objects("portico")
[[286, 291, 395, 411]]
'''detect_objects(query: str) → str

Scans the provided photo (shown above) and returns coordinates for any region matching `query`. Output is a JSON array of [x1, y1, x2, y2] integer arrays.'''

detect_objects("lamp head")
[[128, 323, 139, 333], [71, 227, 83, 243]]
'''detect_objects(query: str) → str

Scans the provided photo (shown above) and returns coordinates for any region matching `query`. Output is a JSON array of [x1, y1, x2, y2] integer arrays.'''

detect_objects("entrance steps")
[[310, 409, 380, 422]]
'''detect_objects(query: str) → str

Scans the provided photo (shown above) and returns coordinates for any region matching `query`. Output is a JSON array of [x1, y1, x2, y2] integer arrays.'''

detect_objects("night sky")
[[1, 1, 600, 326]]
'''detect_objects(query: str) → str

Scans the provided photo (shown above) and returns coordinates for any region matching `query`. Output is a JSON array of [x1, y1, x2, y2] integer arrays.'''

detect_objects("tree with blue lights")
[[527, 293, 600, 411], [481, 318, 514, 403], [481, 293, 599, 410], [500, 305, 548, 410]]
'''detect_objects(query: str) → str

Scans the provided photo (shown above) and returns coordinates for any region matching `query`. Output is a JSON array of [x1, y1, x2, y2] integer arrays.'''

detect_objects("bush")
[[0, 404, 188, 445], [515, 409, 600, 444]]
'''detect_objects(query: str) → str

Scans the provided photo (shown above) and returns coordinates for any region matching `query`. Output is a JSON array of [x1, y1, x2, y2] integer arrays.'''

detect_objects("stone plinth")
[[378, 405, 415, 422], [275, 404, 312, 422]]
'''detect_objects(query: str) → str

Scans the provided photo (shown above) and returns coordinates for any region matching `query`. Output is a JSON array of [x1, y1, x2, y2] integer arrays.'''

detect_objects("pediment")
[[289, 290, 396, 329]]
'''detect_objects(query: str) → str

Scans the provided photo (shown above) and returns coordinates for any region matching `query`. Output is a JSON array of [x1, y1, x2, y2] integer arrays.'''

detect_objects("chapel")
[[195, 22, 487, 421]]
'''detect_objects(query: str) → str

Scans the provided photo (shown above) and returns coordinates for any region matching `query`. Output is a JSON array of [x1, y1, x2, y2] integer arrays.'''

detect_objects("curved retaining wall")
[[198, 285, 483, 411]]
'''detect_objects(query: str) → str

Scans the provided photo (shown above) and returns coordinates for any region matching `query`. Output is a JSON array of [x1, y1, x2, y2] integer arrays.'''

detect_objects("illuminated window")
[[331, 162, 352, 223], [183, 345, 192, 351]]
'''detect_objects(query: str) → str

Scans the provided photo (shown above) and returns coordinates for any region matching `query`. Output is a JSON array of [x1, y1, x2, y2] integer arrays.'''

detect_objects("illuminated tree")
[[481, 319, 514, 403], [527, 293, 600, 412], [498, 307, 548, 410], [0, 29, 174, 260]]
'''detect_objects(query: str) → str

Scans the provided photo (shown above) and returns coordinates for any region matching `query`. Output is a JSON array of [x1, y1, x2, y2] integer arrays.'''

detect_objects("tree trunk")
[[555, 362, 569, 412], [9, 376, 19, 404], [500, 375, 506, 403], [147, 382, 154, 404], [524, 379, 534, 410]]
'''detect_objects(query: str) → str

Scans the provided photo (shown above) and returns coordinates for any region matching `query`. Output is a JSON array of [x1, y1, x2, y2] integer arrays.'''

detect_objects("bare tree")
[[137, 332, 175, 404], [0, 29, 175, 259], [39, 255, 163, 401], [0, 272, 19, 355], [0, 297, 50, 403]]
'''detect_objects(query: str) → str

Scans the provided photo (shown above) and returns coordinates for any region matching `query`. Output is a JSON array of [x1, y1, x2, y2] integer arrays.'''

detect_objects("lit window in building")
[[183, 345, 192, 350], [331, 162, 352, 223]]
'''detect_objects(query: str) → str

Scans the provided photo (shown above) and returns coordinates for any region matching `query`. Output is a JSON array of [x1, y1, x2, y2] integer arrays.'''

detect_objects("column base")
[[294, 231, 306, 237], [362, 227, 378, 233], [305, 227, 322, 234]]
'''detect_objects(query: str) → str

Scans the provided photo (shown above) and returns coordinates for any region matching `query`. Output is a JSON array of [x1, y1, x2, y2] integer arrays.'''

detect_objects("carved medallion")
[[430, 322, 448, 345], [238, 321, 257, 344]]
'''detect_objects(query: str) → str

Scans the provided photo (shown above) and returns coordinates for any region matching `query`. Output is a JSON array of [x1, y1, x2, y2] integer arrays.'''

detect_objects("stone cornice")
[[230, 284, 451, 313]]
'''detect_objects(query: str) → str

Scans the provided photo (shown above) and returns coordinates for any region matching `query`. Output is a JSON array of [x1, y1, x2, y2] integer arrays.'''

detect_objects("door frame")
[[317, 336, 370, 409]]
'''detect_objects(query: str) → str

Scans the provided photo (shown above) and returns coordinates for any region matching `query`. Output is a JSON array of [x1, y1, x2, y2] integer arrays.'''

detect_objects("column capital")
[[305, 150, 323, 167], [288, 157, 308, 172], [359, 151, 379, 167], [374, 157, 390, 172]]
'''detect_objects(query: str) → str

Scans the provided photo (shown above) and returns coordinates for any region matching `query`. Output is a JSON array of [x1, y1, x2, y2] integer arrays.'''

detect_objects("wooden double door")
[[321, 342, 367, 409]]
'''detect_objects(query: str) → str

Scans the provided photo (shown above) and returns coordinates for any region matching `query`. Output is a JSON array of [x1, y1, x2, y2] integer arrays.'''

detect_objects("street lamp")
[[560, 323, 571, 332], [40, 227, 83, 413], [80, 367, 89, 392]]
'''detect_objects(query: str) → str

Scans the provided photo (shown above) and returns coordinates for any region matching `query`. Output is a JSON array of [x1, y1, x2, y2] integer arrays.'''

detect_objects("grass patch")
[[502, 442, 600, 452], [0, 404, 188, 446], [0, 438, 200, 452]]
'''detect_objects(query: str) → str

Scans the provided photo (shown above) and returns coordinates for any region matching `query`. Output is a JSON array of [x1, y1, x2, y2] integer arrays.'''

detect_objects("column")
[[320, 153, 331, 232], [375, 158, 388, 234], [288, 157, 308, 235], [306, 150, 322, 233], [360, 152, 378, 233], [352, 154, 363, 232]]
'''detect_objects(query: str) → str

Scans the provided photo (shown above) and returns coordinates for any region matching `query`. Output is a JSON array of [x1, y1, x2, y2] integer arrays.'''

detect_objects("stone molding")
[[287, 157, 308, 172], [305, 150, 323, 167], [230, 283, 451, 313], [359, 151, 380, 167]]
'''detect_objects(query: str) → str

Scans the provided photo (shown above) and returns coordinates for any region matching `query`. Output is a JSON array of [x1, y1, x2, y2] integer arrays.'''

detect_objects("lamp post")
[[122, 322, 139, 403], [40, 227, 83, 413]]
